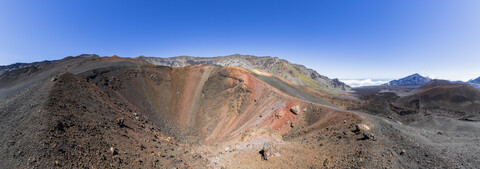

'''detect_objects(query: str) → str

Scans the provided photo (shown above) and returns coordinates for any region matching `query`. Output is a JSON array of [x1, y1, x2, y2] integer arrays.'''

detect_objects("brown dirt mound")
[[396, 83, 480, 121], [417, 79, 451, 90]]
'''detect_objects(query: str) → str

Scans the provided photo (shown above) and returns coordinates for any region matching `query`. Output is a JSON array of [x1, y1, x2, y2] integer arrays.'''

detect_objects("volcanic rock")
[[110, 147, 118, 155], [290, 105, 300, 115], [260, 143, 272, 160], [116, 118, 125, 127]]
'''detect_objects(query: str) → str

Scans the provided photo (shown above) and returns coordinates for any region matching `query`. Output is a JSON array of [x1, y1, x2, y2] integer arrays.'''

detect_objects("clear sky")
[[1, 0, 479, 81]]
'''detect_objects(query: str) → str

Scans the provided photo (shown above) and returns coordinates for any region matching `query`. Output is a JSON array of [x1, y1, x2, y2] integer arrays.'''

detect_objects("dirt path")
[[0, 79, 52, 168]]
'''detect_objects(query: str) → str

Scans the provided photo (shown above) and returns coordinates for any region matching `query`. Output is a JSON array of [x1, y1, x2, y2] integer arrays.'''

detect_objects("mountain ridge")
[[138, 54, 351, 93], [0, 54, 351, 93]]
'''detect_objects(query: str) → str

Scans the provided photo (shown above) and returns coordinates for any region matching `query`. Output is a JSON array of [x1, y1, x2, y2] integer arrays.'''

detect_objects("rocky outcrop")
[[138, 55, 351, 93]]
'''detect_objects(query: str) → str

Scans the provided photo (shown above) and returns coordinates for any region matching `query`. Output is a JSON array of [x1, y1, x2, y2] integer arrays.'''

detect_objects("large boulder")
[[290, 105, 300, 115]]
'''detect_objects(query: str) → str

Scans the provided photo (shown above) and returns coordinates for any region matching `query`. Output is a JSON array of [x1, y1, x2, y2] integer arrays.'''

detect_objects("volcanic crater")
[[1, 55, 479, 168]]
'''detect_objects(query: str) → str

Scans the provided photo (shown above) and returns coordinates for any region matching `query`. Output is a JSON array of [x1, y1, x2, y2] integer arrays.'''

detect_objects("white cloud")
[[340, 79, 390, 87]]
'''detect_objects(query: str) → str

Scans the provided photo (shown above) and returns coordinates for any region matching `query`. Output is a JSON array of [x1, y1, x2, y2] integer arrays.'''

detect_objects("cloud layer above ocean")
[[340, 79, 390, 87]]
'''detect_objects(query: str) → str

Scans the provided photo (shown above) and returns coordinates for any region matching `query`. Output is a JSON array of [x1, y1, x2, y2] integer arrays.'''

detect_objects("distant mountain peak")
[[468, 76, 480, 84], [385, 73, 431, 87], [406, 73, 422, 78]]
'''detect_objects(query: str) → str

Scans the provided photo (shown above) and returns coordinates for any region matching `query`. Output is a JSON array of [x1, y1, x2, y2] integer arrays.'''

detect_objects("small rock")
[[437, 132, 443, 135], [353, 124, 374, 140], [361, 133, 375, 140], [302, 108, 307, 112], [290, 122, 294, 128], [275, 113, 282, 119], [51, 77, 57, 82], [400, 150, 406, 155], [290, 106, 300, 115], [116, 118, 125, 127], [259, 143, 272, 160], [110, 147, 118, 155], [135, 158, 143, 164], [54, 122, 65, 132], [356, 124, 370, 131]]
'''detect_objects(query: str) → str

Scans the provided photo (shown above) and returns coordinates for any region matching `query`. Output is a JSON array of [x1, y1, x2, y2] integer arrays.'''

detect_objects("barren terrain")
[[1, 55, 479, 168]]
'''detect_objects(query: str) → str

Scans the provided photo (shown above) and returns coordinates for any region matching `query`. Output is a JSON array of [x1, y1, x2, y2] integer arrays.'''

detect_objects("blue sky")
[[1, 0, 479, 81]]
